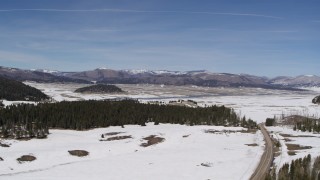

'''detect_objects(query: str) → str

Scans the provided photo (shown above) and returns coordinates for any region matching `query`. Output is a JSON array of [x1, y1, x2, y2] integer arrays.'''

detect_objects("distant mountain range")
[[0, 66, 88, 83], [269, 75, 320, 87], [1, 66, 320, 90]]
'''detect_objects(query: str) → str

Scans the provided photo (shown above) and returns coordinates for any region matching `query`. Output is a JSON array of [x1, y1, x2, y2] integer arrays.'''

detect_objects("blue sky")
[[0, 0, 319, 77]]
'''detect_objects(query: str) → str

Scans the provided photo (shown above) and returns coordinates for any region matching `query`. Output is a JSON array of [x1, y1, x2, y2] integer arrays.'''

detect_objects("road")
[[250, 124, 274, 180]]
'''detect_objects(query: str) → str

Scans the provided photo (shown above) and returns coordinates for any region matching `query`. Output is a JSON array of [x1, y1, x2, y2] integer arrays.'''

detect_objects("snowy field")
[[26, 82, 320, 123], [1, 82, 318, 179], [266, 126, 320, 172], [0, 124, 264, 180]]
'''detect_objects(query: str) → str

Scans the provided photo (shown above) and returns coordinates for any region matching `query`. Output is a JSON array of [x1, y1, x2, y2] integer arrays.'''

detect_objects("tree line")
[[293, 118, 320, 133], [266, 154, 320, 180], [0, 99, 257, 139]]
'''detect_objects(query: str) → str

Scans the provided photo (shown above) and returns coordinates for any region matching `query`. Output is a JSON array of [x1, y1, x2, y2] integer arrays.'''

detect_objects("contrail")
[[0, 8, 283, 19]]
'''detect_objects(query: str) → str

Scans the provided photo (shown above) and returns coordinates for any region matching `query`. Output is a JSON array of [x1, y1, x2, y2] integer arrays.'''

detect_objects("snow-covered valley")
[[1, 82, 320, 179], [25, 82, 320, 123], [0, 124, 263, 180]]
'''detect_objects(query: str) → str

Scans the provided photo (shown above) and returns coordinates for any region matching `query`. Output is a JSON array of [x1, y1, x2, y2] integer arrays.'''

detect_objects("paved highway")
[[250, 124, 274, 180]]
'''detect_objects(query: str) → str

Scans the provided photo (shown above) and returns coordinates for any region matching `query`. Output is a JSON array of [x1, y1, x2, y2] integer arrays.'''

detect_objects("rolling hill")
[[0, 76, 49, 101]]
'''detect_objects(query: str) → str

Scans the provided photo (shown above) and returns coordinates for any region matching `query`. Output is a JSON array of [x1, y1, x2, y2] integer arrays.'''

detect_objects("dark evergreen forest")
[[75, 84, 123, 93], [0, 76, 49, 101], [0, 100, 256, 139], [266, 154, 320, 180], [293, 118, 320, 133]]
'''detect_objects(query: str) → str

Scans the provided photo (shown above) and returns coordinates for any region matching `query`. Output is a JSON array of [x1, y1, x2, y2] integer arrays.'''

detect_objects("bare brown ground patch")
[[271, 137, 281, 157], [100, 135, 132, 141], [141, 135, 165, 147], [274, 145, 281, 157], [280, 134, 315, 138], [205, 129, 255, 134], [17, 155, 36, 163], [246, 143, 258, 147], [297, 135, 317, 137], [104, 132, 124, 136], [205, 129, 241, 134], [243, 129, 258, 134], [284, 138, 293, 142], [0, 142, 10, 147], [286, 144, 312, 151], [280, 134, 294, 137], [288, 151, 297, 156], [200, 162, 213, 167], [274, 152, 281, 157], [182, 134, 191, 138], [68, 150, 89, 157]]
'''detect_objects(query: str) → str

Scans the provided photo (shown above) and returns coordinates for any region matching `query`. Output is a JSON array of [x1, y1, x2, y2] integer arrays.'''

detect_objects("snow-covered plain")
[[0, 124, 264, 180], [2, 82, 318, 179], [25, 82, 320, 123]]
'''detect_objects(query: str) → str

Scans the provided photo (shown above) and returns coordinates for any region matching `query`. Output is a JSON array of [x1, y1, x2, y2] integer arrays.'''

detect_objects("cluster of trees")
[[75, 84, 123, 94], [293, 118, 320, 133], [0, 76, 49, 101], [266, 154, 320, 180], [0, 100, 257, 139], [312, 95, 320, 104], [265, 118, 275, 126]]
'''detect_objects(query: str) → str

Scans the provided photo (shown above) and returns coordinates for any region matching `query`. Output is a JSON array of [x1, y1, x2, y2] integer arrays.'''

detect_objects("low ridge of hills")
[[1, 66, 319, 90]]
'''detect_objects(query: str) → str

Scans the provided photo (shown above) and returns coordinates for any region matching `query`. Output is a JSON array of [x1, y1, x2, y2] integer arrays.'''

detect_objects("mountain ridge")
[[1, 66, 319, 89]]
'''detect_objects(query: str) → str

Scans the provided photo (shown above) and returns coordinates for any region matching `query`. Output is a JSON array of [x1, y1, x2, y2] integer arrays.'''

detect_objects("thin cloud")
[[191, 28, 297, 33], [312, 20, 320, 23], [81, 28, 120, 32], [0, 8, 283, 19], [0, 50, 48, 63]]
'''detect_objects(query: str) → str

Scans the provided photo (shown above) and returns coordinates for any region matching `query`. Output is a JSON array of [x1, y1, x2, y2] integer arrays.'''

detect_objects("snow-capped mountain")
[[61, 68, 284, 89], [270, 75, 320, 87], [1, 66, 319, 89], [31, 69, 60, 74], [122, 69, 207, 75], [0, 66, 88, 83]]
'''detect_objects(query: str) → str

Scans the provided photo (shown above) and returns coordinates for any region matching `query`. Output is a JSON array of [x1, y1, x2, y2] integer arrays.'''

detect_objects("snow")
[[0, 124, 264, 180], [1, 100, 37, 107], [121, 69, 210, 75], [122, 69, 187, 75], [24, 82, 320, 123], [300, 86, 320, 92], [304, 75, 316, 77], [192, 93, 319, 123], [97, 67, 108, 70], [122, 69, 149, 74], [30, 69, 59, 74], [3, 82, 319, 178], [266, 126, 320, 173]]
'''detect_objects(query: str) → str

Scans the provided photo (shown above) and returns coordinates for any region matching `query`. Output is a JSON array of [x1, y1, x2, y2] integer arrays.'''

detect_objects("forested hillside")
[[312, 95, 320, 104], [0, 76, 49, 101], [75, 84, 123, 93], [0, 100, 256, 139]]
